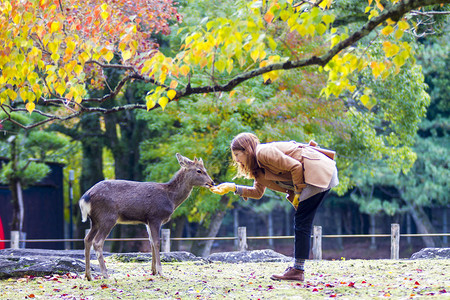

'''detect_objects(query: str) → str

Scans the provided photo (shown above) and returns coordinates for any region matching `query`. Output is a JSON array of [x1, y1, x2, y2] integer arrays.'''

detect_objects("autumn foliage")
[[0, 0, 181, 112], [0, 0, 448, 127]]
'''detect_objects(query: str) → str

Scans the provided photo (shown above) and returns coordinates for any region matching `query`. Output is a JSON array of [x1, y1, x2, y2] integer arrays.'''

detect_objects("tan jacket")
[[237, 141, 336, 200]]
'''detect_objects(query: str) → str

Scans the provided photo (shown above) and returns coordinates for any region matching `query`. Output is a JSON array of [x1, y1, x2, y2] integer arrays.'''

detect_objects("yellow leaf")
[[360, 94, 370, 106], [398, 20, 410, 31], [13, 14, 21, 25], [146, 99, 156, 111], [250, 49, 259, 63], [214, 60, 226, 73], [158, 96, 169, 110], [26, 102, 35, 114], [316, 23, 327, 36], [101, 11, 108, 20], [158, 71, 167, 84], [74, 64, 83, 76], [230, 90, 236, 98], [48, 42, 58, 54], [180, 65, 190, 77], [167, 90, 177, 100], [360, 94, 377, 110], [381, 25, 394, 36], [104, 50, 114, 62], [51, 53, 60, 62], [383, 41, 400, 57], [50, 22, 61, 33], [101, 3, 108, 10], [122, 50, 132, 62], [246, 98, 255, 105], [322, 15, 334, 25], [394, 29, 404, 40], [375, 0, 384, 11], [55, 83, 65, 96], [226, 59, 233, 74], [263, 71, 279, 83]]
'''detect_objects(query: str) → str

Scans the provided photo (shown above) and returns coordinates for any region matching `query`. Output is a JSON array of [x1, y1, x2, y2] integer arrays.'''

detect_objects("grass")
[[0, 257, 449, 299]]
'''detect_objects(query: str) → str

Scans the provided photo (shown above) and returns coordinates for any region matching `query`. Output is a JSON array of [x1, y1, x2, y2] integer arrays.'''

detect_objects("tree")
[[0, 113, 69, 246], [1, 0, 449, 128]]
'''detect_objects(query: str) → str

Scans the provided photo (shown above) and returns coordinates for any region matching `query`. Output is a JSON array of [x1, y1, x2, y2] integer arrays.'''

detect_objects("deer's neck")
[[166, 169, 194, 208]]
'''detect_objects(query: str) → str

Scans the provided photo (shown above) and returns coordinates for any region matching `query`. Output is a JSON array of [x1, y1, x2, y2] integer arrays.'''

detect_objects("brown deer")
[[79, 153, 214, 281]]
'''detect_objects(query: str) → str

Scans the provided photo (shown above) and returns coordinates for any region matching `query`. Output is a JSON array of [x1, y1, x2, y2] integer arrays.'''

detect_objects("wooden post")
[[391, 223, 400, 260], [10, 231, 20, 249], [238, 226, 247, 251], [312, 225, 322, 260], [161, 229, 170, 252]]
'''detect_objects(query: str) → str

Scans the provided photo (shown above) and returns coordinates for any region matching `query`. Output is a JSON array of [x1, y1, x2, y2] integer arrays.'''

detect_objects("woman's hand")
[[210, 182, 236, 195], [286, 193, 300, 209]]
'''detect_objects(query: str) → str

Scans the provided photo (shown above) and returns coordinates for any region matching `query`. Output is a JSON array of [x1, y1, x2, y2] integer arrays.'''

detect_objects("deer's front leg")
[[147, 223, 163, 275]]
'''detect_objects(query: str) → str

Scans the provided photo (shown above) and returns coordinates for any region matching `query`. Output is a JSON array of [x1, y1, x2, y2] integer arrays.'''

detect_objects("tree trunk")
[[170, 216, 187, 251], [74, 114, 105, 247], [408, 204, 441, 247], [9, 179, 20, 232], [190, 195, 229, 257], [267, 211, 274, 248], [369, 214, 377, 250]]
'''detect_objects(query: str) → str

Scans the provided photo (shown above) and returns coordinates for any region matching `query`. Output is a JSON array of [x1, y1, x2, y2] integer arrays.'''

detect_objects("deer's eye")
[[197, 170, 202, 174]]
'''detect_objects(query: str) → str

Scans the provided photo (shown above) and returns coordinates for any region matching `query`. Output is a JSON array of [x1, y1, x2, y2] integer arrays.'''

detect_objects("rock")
[[161, 251, 202, 262], [0, 248, 107, 260], [410, 248, 450, 259], [0, 255, 87, 279], [112, 251, 202, 263], [207, 249, 292, 263]]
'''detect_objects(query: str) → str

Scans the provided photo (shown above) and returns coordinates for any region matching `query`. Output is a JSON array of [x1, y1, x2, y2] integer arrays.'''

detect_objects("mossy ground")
[[0, 257, 449, 299]]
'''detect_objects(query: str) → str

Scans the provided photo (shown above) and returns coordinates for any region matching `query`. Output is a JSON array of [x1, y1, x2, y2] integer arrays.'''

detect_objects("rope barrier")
[[0, 233, 449, 243]]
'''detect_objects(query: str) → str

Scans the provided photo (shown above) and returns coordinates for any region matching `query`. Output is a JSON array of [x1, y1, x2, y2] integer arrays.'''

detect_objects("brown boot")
[[270, 267, 304, 281]]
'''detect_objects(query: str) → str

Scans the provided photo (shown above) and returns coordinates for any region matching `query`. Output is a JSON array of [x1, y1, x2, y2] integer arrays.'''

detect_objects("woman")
[[210, 132, 338, 282]]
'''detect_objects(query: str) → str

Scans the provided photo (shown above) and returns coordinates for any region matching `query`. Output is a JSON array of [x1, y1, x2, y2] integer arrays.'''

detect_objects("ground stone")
[[112, 251, 201, 263], [410, 248, 450, 259], [207, 249, 293, 263], [0, 255, 86, 279]]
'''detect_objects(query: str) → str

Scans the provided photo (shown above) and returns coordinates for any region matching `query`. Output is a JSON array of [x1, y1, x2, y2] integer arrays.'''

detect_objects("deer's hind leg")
[[92, 218, 116, 279], [84, 221, 99, 281], [146, 223, 162, 275]]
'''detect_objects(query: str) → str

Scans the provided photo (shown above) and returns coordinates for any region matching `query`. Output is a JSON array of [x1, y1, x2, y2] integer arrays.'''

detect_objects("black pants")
[[294, 190, 329, 259]]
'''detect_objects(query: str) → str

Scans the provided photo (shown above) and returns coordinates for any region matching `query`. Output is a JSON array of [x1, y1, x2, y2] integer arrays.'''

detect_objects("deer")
[[79, 153, 215, 281]]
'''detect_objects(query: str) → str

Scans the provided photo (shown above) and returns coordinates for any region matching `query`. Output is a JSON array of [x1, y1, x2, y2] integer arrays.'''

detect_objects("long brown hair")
[[231, 132, 261, 179]]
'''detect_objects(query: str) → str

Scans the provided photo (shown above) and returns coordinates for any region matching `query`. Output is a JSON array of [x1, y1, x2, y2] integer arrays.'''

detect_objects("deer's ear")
[[176, 153, 191, 167]]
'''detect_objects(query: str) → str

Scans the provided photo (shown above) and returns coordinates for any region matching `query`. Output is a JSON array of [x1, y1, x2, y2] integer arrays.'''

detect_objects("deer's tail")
[[79, 194, 91, 223]]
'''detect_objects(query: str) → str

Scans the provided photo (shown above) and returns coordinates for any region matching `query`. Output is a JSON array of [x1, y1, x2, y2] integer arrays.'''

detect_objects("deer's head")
[[176, 153, 215, 188]]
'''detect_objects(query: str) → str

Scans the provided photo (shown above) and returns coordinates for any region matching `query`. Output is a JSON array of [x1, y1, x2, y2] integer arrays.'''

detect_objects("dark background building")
[[0, 158, 65, 250]]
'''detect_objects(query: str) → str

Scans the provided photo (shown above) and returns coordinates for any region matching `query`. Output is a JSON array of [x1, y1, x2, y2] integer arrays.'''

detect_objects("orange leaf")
[[169, 80, 178, 89], [264, 11, 274, 24]]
